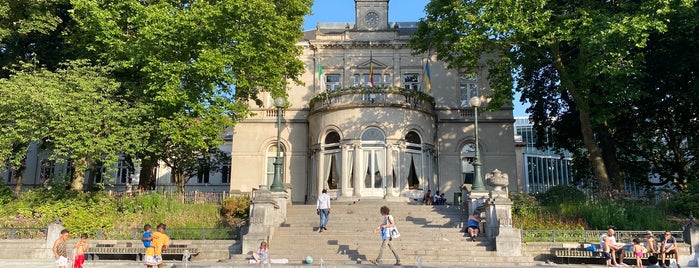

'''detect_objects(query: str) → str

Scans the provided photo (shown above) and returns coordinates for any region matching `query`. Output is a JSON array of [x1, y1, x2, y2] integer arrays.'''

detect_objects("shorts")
[[55, 256, 69, 267], [143, 255, 162, 266], [603, 252, 612, 260], [635, 252, 644, 258]]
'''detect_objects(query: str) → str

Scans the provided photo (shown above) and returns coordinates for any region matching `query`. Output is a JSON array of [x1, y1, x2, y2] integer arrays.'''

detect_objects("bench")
[[85, 240, 200, 261], [552, 247, 676, 265]]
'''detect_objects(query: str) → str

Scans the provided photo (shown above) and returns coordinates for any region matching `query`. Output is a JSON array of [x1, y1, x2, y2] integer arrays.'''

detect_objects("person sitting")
[[645, 231, 657, 253], [422, 190, 433, 205], [660, 231, 679, 268], [433, 191, 443, 205], [439, 193, 446, 205], [466, 211, 480, 241], [252, 241, 268, 264]]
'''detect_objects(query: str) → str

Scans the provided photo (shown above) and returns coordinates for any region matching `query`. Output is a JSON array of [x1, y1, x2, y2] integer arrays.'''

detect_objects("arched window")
[[460, 144, 476, 184], [405, 131, 422, 189], [266, 144, 285, 186], [323, 131, 341, 190]]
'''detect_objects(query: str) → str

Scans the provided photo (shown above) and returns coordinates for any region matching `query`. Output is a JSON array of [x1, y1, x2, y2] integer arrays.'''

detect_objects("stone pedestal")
[[685, 217, 698, 267], [465, 191, 489, 216], [46, 223, 64, 258], [242, 185, 278, 255], [495, 226, 522, 256]]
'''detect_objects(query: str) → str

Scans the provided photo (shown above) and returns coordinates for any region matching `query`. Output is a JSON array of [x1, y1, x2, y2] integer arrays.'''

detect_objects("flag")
[[423, 60, 431, 92], [369, 61, 374, 88]]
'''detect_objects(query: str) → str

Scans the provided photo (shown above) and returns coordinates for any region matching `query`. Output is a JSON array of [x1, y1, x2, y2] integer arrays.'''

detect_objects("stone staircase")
[[259, 199, 533, 266]]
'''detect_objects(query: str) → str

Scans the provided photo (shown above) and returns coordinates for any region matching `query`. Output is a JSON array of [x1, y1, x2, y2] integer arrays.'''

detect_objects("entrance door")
[[360, 128, 386, 197]]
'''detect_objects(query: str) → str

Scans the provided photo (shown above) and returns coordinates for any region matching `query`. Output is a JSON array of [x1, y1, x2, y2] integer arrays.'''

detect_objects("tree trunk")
[[138, 157, 157, 191], [551, 43, 611, 191], [596, 124, 624, 190], [173, 169, 186, 194], [70, 157, 88, 191], [12, 162, 26, 197]]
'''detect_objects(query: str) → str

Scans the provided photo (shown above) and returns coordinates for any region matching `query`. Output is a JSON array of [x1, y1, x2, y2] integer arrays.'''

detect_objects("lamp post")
[[270, 97, 286, 192], [469, 96, 486, 192]]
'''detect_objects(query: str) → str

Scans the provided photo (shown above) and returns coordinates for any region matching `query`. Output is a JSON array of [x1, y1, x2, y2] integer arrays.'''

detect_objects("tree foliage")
[[0, 0, 312, 193], [411, 0, 697, 191]]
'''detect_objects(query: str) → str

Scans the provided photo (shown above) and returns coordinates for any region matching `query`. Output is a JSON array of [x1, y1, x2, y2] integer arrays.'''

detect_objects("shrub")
[[221, 195, 250, 227], [535, 185, 586, 206]]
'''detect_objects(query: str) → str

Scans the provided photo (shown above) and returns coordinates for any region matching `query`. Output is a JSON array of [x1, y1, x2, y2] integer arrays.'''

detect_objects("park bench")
[[552, 247, 676, 265], [85, 240, 199, 261]]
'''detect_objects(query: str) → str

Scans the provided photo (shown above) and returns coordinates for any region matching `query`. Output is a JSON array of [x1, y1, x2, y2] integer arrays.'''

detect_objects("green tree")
[[68, 0, 311, 191], [411, 0, 690, 191], [0, 61, 146, 191]]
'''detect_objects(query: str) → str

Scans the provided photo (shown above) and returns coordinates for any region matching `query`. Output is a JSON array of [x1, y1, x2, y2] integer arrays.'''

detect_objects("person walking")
[[317, 189, 331, 233], [371, 206, 401, 266], [151, 223, 170, 268], [52, 229, 70, 268]]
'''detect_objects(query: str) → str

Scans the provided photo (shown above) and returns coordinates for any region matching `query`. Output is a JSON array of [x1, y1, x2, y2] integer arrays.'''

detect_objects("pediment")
[[356, 59, 388, 69]]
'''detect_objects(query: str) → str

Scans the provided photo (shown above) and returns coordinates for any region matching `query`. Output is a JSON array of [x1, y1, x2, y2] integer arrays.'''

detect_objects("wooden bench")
[[552, 247, 676, 265], [85, 240, 200, 261]]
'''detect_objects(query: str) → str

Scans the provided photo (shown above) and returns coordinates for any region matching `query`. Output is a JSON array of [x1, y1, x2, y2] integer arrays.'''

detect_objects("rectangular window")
[[116, 159, 130, 184], [353, 74, 361, 86], [459, 74, 478, 107], [5, 168, 12, 183], [382, 74, 391, 87], [40, 159, 55, 182], [197, 161, 210, 184], [221, 161, 231, 184], [92, 161, 106, 184], [403, 73, 420, 91], [325, 74, 341, 91]]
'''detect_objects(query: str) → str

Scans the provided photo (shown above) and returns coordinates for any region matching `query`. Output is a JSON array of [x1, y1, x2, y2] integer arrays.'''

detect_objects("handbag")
[[389, 227, 401, 239]]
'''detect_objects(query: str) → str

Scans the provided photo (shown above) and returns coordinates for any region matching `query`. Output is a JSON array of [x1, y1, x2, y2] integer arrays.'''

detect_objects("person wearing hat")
[[645, 231, 657, 253]]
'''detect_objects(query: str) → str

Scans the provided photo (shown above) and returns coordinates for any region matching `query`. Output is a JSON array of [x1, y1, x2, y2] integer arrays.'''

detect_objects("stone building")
[[230, 0, 519, 204]]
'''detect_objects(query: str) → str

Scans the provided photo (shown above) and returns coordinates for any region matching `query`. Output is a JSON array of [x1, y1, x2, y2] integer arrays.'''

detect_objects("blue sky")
[[302, 0, 528, 116]]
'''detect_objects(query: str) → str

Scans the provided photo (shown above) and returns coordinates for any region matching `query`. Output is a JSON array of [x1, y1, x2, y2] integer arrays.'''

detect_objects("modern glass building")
[[514, 117, 574, 193]]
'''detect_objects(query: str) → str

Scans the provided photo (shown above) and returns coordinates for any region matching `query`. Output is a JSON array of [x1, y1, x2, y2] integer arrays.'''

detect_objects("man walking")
[[317, 189, 331, 232]]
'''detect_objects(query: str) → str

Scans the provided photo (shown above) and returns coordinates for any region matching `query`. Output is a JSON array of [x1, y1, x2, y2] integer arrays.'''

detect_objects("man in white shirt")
[[600, 228, 627, 267], [317, 189, 331, 233]]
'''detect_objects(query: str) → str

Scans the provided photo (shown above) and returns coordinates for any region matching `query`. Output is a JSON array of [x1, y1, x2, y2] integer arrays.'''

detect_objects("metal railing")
[[522, 229, 684, 243]]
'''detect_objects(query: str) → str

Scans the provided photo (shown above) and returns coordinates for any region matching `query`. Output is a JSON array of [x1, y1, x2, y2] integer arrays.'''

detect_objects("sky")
[[302, 0, 529, 117]]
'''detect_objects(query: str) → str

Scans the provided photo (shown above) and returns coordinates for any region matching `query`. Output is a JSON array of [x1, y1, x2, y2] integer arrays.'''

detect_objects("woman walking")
[[371, 206, 401, 266]]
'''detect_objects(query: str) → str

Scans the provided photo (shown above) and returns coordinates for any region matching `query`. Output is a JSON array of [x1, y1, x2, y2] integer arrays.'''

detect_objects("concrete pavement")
[[0, 260, 607, 268]]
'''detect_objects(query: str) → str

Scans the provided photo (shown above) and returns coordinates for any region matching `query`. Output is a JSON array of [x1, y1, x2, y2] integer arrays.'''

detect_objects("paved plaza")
[[0, 260, 607, 268]]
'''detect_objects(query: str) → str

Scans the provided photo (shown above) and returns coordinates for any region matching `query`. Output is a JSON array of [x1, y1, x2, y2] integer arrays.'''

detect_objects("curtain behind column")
[[375, 150, 386, 188], [323, 154, 332, 190], [412, 153, 423, 189]]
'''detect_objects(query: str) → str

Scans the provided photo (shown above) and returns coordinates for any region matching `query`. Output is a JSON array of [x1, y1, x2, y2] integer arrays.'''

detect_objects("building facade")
[[230, 0, 519, 203], [514, 117, 574, 193]]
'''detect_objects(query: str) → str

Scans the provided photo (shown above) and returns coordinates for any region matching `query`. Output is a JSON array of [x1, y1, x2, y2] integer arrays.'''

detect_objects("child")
[[73, 234, 88, 268], [142, 224, 153, 249], [633, 238, 644, 268], [252, 241, 268, 264], [603, 236, 613, 268]]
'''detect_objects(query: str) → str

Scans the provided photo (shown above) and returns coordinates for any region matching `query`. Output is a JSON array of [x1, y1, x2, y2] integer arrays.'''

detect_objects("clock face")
[[365, 12, 379, 27]]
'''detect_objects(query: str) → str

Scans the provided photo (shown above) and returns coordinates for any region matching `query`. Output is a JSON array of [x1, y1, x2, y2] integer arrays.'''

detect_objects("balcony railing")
[[309, 87, 435, 114]]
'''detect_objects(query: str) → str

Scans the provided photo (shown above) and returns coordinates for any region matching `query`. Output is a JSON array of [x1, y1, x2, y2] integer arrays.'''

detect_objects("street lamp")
[[469, 96, 486, 192], [270, 97, 286, 192]]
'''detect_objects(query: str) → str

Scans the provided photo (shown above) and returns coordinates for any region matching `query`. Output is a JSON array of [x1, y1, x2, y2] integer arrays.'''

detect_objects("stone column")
[[353, 144, 362, 197], [684, 213, 698, 267], [486, 169, 522, 256], [386, 144, 396, 197], [242, 185, 277, 255], [340, 144, 351, 198], [46, 222, 64, 258]]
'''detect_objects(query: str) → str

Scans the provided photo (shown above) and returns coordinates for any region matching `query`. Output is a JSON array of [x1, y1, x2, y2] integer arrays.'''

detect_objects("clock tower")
[[355, 0, 389, 31]]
